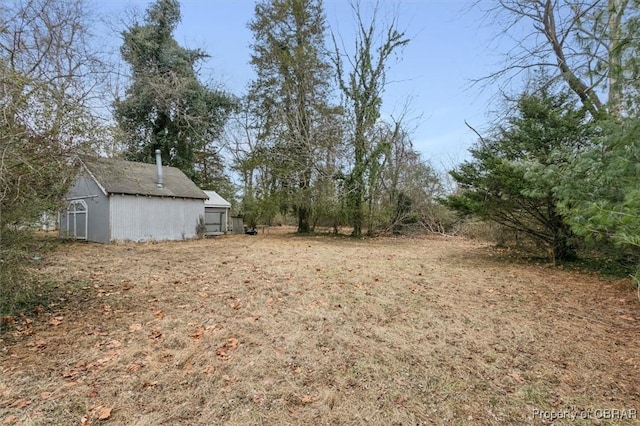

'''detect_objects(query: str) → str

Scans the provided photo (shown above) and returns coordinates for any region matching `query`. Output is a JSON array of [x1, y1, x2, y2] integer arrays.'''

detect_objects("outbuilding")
[[203, 190, 231, 235], [59, 152, 208, 243]]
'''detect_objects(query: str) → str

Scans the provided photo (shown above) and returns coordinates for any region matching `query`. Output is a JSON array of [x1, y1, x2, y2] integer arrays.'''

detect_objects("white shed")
[[203, 190, 231, 235], [59, 154, 208, 243]]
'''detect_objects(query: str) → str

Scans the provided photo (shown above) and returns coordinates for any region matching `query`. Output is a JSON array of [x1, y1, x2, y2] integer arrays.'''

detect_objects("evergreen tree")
[[557, 117, 640, 273], [114, 0, 235, 183], [248, 0, 334, 233], [446, 86, 594, 261]]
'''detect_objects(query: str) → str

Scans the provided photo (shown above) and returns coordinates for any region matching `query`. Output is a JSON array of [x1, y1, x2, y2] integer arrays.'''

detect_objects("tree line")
[[1, 0, 639, 314], [110, 0, 445, 237], [446, 0, 640, 278]]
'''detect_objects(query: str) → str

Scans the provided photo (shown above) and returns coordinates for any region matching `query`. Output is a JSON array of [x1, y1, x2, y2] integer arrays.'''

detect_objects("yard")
[[1, 228, 638, 425]]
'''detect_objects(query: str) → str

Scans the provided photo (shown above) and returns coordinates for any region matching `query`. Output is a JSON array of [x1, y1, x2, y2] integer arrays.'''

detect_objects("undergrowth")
[[0, 230, 61, 319]]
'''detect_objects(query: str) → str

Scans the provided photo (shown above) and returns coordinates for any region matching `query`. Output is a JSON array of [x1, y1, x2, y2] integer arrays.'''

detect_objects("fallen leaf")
[[39, 392, 53, 400], [300, 395, 318, 404], [620, 315, 635, 321], [105, 339, 122, 349], [227, 337, 238, 349], [154, 310, 165, 319], [227, 299, 242, 310], [191, 325, 205, 340], [509, 371, 525, 383], [10, 398, 30, 408], [2, 415, 17, 425], [216, 337, 239, 360], [252, 392, 264, 404], [49, 316, 64, 326], [129, 323, 143, 332], [127, 362, 143, 372], [142, 381, 158, 390], [80, 416, 89, 426], [97, 406, 112, 420]]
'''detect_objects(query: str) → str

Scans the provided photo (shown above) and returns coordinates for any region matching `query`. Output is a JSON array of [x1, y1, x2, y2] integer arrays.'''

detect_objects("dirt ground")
[[1, 228, 639, 425]]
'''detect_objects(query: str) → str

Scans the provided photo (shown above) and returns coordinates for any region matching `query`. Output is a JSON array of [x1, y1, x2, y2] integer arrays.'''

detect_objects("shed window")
[[66, 199, 88, 240]]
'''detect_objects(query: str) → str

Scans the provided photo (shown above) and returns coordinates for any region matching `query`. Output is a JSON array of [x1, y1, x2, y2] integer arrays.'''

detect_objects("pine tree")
[[446, 85, 594, 261]]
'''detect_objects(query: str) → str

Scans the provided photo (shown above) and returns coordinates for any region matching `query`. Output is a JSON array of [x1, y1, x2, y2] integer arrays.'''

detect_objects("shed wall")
[[60, 174, 111, 243], [109, 195, 204, 242]]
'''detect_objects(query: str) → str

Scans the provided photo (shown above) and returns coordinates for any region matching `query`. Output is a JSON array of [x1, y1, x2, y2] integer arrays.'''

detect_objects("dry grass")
[[1, 227, 639, 425]]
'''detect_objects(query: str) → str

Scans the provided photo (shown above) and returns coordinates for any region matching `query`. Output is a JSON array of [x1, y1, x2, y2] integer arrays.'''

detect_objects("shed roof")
[[204, 190, 231, 208], [81, 157, 208, 200]]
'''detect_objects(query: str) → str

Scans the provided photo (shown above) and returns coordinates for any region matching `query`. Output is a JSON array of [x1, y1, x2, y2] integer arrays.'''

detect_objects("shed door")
[[66, 200, 88, 240], [205, 210, 223, 233]]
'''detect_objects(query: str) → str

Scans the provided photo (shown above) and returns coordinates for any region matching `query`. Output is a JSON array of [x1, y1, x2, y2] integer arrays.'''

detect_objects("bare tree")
[[332, 1, 409, 237], [225, 97, 262, 203], [475, 0, 639, 117]]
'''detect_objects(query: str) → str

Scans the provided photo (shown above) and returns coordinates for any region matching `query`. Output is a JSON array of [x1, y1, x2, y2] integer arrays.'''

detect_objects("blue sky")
[[95, 0, 515, 171]]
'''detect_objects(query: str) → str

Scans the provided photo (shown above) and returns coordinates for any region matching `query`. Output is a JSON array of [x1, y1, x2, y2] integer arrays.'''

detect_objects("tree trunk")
[[351, 130, 365, 237], [552, 228, 577, 262], [351, 181, 363, 237], [549, 203, 576, 261], [297, 204, 311, 233], [607, 0, 628, 118], [542, 0, 603, 117]]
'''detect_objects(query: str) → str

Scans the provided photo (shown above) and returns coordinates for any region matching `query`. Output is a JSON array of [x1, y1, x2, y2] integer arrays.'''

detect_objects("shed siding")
[[109, 195, 204, 242], [60, 174, 111, 243]]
